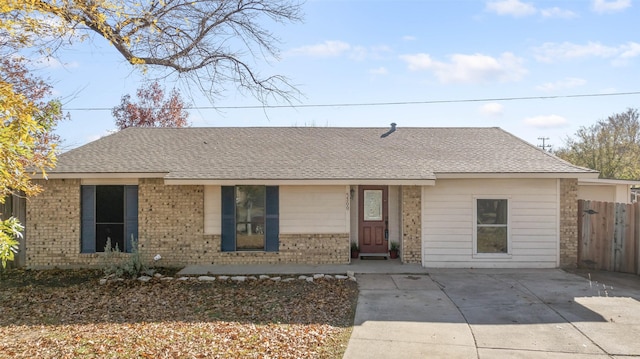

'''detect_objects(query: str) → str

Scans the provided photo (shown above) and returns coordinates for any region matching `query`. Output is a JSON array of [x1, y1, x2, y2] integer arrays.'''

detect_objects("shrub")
[[100, 235, 148, 278]]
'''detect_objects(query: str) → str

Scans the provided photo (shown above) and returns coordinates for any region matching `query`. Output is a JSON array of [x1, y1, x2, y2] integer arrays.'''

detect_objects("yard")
[[0, 269, 359, 358]]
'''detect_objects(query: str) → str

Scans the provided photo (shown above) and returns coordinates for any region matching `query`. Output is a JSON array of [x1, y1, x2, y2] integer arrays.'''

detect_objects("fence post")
[[613, 203, 624, 272]]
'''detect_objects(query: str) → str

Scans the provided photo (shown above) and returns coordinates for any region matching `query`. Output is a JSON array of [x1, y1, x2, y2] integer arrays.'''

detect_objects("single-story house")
[[26, 126, 600, 269]]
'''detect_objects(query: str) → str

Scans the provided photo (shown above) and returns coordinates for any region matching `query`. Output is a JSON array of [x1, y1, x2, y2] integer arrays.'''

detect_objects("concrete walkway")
[[344, 269, 640, 358]]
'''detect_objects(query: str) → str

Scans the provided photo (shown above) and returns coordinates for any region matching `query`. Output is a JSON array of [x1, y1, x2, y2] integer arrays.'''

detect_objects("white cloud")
[[287, 40, 351, 57], [369, 67, 388, 75], [486, 1, 577, 19], [535, 77, 587, 91], [523, 115, 569, 128], [591, 0, 632, 13], [479, 103, 504, 116], [485, 0, 537, 17], [402, 35, 417, 41], [540, 7, 579, 19], [286, 41, 390, 61], [533, 41, 640, 64], [618, 42, 640, 60], [349, 45, 392, 61], [399, 52, 527, 84], [400, 53, 433, 71]]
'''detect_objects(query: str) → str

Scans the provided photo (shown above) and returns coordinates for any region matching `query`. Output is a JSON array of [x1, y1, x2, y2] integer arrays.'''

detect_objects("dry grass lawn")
[[0, 269, 359, 358]]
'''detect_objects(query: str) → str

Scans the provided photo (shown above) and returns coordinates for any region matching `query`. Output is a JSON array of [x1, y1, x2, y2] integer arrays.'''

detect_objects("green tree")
[[0, 218, 23, 268], [555, 108, 640, 179]]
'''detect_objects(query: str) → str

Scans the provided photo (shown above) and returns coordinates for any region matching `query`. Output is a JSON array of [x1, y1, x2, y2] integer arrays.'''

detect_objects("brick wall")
[[137, 178, 210, 265], [401, 186, 422, 264], [26, 179, 91, 268], [278, 233, 349, 264], [559, 178, 578, 268], [26, 178, 349, 268]]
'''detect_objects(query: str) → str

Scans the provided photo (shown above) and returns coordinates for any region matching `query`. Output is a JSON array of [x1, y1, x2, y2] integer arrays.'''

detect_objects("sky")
[[41, 0, 640, 151]]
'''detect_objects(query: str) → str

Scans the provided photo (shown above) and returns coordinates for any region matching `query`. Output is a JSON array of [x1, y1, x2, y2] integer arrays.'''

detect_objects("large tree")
[[2, 0, 303, 102], [555, 108, 640, 179], [113, 81, 189, 129]]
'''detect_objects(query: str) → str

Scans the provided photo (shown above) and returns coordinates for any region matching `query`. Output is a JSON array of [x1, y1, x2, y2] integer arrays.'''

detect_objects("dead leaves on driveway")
[[0, 270, 358, 358]]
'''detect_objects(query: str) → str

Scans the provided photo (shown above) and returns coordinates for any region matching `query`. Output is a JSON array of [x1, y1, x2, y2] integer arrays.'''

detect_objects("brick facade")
[[25, 178, 349, 268], [25, 178, 582, 269], [26, 179, 91, 268], [137, 178, 208, 265], [401, 186, 422, 264], [559, 178, 579, 268]]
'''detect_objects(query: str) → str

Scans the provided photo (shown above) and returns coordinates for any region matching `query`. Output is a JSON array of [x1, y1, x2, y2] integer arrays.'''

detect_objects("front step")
[[359, 252, 388, 260]]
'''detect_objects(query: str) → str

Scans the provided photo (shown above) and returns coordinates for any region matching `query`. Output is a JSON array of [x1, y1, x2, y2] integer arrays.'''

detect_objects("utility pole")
[[538, 137, 552, 152]]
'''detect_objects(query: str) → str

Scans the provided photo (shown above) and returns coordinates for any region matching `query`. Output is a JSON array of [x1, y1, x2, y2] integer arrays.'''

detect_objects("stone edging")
[[100, 271, 357, 285]]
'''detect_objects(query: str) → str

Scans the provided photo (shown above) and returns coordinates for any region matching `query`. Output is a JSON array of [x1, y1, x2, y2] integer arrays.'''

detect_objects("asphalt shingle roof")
[[53, 127, 596, 180]]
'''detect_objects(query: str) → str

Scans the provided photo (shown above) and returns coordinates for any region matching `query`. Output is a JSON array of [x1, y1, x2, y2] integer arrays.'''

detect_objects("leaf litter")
[[0, 269, 358, 358]]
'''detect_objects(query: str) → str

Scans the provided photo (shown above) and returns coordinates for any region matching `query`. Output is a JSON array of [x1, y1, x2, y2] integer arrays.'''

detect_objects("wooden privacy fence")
[[578, 200, 640, 274]]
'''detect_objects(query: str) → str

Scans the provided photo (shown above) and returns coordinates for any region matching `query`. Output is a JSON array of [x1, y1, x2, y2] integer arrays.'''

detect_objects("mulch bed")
[[0, 269, 359, 358]]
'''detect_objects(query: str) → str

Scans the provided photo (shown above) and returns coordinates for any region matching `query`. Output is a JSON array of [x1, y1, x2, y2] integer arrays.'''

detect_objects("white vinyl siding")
[[578, 184, 630, 203], [204, 185, 348, 235], [422, 179, 559, 268], [204, 186, 221, 235], [280, 185, 348, 234]]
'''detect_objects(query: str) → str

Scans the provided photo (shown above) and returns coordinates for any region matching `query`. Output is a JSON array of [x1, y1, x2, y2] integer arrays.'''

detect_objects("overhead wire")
[[62, 90, 640, 112]]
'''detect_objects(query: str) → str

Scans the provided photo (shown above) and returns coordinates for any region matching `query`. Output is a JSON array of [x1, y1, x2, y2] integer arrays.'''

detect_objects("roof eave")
[[579, 178, 640, 185], [43, 172, 169, 179], [435, 172, 600, 179], [163, 178, 437, 186]]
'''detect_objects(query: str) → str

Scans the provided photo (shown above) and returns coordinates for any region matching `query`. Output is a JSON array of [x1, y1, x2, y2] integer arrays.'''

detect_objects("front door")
[[359, 186, 388, 253]]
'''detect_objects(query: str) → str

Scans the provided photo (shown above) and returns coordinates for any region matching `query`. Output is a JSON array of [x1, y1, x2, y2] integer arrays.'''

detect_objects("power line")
[[63, 90, 640, 112]]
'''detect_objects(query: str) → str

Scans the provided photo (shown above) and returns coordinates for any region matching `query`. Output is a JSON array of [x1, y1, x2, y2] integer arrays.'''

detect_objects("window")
[[475, 198, 509, 254], [221, 186, 278, 252], [81, 185, 138, 253]]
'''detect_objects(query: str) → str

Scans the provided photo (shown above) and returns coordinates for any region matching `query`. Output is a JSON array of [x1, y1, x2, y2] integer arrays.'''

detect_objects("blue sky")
[[43, 0, 640, 151]]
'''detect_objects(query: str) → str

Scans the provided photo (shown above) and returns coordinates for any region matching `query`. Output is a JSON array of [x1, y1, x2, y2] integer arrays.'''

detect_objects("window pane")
[[96, 186, 124, 223], [236, 186, 265, 250], [364, 190, 383, 221], [96, 223, 125, 252], [477, 227, 507, 253], [477, 199, 507, 225]]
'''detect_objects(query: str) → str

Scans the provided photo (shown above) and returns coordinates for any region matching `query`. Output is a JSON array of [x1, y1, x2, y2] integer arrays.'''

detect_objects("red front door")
[[359, 186, 388, 253]]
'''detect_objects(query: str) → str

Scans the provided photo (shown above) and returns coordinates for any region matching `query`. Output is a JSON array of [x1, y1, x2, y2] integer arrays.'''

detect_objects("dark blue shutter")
[[124, 186, 138, 253], [81, 186, 96, 253], [265, 186, 279, 252], [221, 186, 236, 252]]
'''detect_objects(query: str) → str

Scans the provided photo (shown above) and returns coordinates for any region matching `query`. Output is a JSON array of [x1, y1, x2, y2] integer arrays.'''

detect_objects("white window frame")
[[473, 196, 512, 258]]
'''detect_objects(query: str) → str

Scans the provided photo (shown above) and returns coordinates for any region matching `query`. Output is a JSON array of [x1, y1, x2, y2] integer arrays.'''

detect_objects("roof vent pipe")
[[380, 123, 397, 138]]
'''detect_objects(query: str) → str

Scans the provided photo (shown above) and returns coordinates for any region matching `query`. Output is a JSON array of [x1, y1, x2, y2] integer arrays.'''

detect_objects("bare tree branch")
[[7, 0, 303, 103]]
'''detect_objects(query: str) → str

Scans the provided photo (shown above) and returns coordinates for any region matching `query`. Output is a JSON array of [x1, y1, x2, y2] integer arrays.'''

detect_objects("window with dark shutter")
[[221, 185, 279, 252], [81, 185, 138, 253]]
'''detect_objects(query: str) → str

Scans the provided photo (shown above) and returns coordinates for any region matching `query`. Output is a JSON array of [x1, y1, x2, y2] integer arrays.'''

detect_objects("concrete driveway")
[[343, 269, 640, 358]]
